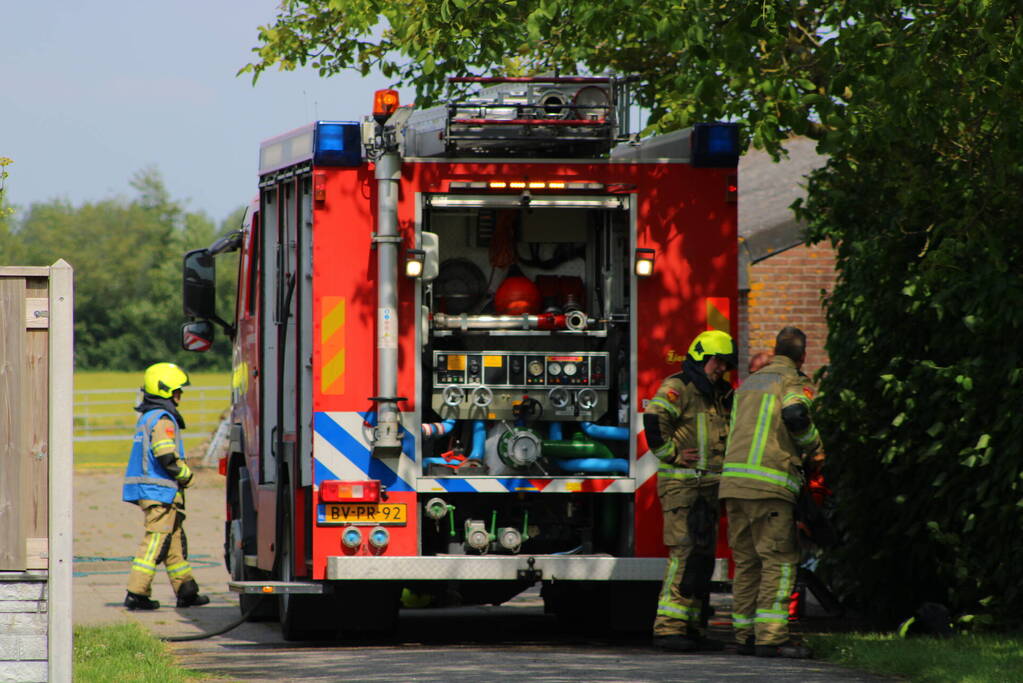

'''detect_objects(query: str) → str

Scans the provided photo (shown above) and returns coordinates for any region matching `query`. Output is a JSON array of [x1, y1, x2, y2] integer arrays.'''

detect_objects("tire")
[[277, 481, 335, 642]]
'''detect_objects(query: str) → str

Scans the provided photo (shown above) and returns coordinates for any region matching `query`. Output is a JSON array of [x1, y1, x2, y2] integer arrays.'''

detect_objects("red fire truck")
[[182, 76, 739, 640]]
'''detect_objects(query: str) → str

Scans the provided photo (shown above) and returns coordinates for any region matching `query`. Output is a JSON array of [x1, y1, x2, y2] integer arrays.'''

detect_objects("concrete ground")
[[73, 468, 892, 682]]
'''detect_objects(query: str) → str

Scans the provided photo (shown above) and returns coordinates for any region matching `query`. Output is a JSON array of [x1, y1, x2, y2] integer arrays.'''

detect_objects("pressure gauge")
[[562, 362, 578, 376], [528, 360, 544, 376], [547, 362, 562, 376]]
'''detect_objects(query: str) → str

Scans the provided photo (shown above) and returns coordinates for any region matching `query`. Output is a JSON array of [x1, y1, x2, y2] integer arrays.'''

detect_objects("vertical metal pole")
[[373, 150, 403, 456], [48, 259, 73, 682]]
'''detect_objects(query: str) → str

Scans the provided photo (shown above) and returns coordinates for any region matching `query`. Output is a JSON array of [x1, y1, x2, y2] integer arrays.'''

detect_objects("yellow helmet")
[[143, 362, 190, 398], [687, 330, 737, 368]]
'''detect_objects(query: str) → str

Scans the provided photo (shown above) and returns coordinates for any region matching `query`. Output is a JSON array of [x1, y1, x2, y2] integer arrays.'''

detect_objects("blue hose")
[[470, 420, 486, 460], [422, 419, 457, 438], [580, 422, 629, 441], [549, 422, 563, 440], [552, 458, 629, 474]]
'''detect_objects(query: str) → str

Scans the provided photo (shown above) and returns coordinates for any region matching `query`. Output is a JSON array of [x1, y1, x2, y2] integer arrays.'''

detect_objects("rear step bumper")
[[323, 555, 730, 582]]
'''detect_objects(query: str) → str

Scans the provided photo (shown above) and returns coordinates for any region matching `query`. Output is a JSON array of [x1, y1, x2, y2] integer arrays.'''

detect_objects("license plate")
[[321, 503, 407, 525]]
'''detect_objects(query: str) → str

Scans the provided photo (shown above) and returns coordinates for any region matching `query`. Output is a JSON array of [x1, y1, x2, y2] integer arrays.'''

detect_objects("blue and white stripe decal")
[[314, 411, 636, 494], [313, 412, 414, 492]]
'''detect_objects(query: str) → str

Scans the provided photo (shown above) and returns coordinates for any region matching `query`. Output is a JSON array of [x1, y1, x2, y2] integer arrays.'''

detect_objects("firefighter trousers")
[[126, 501, 195, 597], [724, 497, 800, 646], [653, 479, 718, 637]]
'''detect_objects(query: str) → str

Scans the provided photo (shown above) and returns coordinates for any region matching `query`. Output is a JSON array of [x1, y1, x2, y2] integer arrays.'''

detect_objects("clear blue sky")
[[1, 1, 392, 225]]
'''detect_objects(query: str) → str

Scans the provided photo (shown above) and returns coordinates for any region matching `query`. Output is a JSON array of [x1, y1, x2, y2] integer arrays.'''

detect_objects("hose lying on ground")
[[160, 594, 268, 642]]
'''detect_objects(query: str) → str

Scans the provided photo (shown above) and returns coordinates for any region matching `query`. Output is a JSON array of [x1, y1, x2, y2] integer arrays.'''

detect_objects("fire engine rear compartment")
[[318, 189, 659, 627]]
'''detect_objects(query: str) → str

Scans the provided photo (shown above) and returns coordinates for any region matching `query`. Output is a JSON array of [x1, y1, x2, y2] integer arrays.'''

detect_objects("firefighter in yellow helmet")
[[720, 327, 822, 658], [122, 362, 210, 610], [647, 330, 736, 652]]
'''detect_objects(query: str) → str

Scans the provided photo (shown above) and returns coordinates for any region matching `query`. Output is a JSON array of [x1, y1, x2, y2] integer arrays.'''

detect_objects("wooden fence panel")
[[24, 277, 49, 570], [0, 278, 26, 570]]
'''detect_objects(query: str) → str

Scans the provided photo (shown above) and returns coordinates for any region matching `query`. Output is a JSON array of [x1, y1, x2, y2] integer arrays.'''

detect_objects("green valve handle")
[[448, 505, 456, 537]]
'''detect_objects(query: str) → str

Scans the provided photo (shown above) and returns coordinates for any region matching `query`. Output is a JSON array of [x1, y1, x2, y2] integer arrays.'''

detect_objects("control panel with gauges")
[[431, 350, 610, 421]]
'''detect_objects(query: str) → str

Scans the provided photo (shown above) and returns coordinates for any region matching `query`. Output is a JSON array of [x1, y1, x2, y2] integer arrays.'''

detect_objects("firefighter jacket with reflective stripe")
[[645, 371, 731, 483], [719, 356, 821, 503], [122, 409, 186, 504]]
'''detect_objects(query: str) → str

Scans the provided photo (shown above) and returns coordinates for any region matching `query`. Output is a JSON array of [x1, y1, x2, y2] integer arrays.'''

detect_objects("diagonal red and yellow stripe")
[[707, 296, 731, 334], [321, 296, 346, 395]]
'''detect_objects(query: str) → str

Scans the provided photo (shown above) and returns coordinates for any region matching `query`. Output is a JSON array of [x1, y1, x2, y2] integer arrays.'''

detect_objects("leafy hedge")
[[802, 7, 1023, 625]]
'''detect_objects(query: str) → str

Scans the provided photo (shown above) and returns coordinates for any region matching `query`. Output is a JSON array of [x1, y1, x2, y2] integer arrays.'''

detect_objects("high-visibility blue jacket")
[[122, 409, 184, 504]]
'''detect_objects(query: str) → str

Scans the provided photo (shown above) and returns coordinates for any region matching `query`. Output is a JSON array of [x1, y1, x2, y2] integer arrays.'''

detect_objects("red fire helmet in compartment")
[[494, 268, 541, 314]]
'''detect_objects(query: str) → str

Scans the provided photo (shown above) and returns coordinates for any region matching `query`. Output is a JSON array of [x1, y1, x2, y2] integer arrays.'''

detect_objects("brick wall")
[[744, 242, 836, 379]]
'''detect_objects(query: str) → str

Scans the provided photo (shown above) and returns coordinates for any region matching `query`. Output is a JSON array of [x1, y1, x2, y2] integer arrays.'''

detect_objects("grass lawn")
[[75, 370, 230, 469], [808, 631, 1023, 682], [74, 623, 215, 682]]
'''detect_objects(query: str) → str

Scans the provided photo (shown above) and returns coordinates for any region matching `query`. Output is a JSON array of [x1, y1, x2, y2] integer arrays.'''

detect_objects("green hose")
[[541, 433, 615, 459]]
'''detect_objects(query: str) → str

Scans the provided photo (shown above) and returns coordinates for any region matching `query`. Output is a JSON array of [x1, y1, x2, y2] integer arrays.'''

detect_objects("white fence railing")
[[73, 385, 230, 444]]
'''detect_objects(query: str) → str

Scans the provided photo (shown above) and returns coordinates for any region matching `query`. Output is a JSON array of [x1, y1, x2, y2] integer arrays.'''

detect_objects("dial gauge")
[[547, 362, 562, 376], [562, 362, 578, 376]]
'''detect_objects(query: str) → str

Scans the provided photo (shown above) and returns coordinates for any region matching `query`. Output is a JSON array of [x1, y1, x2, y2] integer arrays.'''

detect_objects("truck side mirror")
[[183, 248, 216, 319], [181, 320, 214, 352]]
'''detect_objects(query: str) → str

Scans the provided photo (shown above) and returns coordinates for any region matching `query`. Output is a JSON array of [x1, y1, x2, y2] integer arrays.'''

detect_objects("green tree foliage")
[[11, 168, 239, 371], [0, 156, 17, 258], [246, 1, 1023, 624]]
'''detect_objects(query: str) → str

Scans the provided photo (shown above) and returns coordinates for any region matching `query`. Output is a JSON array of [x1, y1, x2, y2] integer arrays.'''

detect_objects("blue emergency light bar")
[[690, 122, 741, 168], [258, 121, 362, 175]]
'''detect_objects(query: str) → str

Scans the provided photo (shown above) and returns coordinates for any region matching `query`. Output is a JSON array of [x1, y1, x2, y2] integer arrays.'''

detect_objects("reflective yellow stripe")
[[794, 425, 819, 448], [144, 533, 162, 562], [696, 413, 709, 470], [653, 442, 676, 463], [648, 396, 680, 418], [773, 563, 794, 611], [167, 561, 191, 577], [748, 394, 776, 466], [657, 602, 702, 621], [783, 392, 812, 407], [657, 463, 701, 479], [132, 560, 157, 575], [755, 609, 789, 623], [176, 463, 192, 481], [659, 556, 680, 602], [732, 613, 754, 627], [722, 463, 801, 495]]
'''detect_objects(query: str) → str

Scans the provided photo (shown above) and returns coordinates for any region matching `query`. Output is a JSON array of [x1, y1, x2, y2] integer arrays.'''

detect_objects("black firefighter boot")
[[175, 579, 211, 608], [124, 591, 160, 610]]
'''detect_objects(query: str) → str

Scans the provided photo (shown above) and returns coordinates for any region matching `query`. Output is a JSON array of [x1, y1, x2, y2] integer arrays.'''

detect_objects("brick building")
[[737, 137, 835, 379]]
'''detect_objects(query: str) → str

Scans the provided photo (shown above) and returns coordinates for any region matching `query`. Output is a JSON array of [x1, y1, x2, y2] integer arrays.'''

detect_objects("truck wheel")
[[277, 485, 336, 642]]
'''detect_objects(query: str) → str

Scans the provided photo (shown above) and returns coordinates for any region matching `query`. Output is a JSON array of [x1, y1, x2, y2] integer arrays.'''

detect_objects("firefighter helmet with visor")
[[143, 362, 190, 399], [687, 330, 737, 369]]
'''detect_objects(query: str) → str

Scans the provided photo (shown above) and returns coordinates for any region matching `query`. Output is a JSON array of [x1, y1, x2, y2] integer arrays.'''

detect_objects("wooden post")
[[49, 260, 74, 682], [0, 277, 26, 570]]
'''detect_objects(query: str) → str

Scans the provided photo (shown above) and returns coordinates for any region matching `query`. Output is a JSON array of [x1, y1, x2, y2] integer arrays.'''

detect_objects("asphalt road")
[[73, 469, 891, 682]]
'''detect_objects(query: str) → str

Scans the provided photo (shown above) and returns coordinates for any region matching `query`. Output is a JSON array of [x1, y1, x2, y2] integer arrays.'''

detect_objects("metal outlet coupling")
[[464, 519, 490, 554], [565, 309, 587, 331], [424, 497, 449, 521], [498, 527, 522, 554]]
